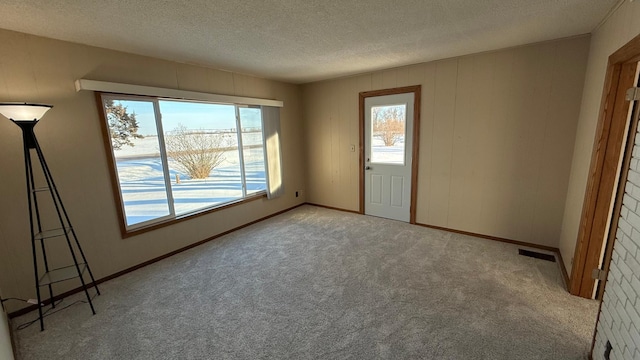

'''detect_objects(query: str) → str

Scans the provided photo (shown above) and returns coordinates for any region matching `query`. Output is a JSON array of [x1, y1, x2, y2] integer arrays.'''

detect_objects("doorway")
[[359, 86, 421, 223], [571, 40, 640, 299]]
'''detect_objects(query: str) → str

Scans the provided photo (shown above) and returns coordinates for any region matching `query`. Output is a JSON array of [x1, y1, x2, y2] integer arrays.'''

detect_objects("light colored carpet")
[[13, 205, 598, 359]]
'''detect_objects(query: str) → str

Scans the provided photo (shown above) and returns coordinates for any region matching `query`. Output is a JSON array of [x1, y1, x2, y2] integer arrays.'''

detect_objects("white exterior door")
[[364, 92, 414, 222]]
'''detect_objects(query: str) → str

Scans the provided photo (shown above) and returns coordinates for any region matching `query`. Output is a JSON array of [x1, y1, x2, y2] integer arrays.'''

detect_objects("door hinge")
[[592, 268, 607, 281], [626, 87, 640, 101]]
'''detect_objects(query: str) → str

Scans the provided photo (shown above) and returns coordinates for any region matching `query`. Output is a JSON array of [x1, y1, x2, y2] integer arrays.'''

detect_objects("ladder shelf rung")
[[39, 263, 87, 286], [32, 187, 50, 193], [34, 227, 72, 240]]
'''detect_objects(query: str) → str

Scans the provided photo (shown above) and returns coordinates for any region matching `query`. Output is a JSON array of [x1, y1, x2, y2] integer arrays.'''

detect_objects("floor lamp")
[[0, 103, 99, 331]]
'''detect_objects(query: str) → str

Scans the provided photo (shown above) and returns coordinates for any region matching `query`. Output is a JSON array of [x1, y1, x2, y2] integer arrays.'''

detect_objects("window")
[[370, 104, 406, 165], [99, 93, 280, 233]]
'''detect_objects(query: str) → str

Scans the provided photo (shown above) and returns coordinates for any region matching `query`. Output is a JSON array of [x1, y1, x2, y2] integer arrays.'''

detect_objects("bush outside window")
[[99, 94, 267, 231]]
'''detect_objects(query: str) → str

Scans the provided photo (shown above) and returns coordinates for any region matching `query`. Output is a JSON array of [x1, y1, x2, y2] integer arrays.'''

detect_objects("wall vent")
[[518, 249, 556, 262]]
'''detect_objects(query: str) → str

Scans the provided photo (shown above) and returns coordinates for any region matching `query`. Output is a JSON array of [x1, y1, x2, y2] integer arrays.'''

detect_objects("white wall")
[[559, 1, 640, 277], [303, 36, 590, 248], [0, 29, 305, 313]]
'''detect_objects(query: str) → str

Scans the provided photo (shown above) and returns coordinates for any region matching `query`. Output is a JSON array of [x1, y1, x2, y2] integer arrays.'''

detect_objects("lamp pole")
[[0, 103, 99, 331]]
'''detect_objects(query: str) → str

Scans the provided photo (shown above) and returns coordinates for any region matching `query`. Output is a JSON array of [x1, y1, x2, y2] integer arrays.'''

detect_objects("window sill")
[[120, 192, 267, 238]]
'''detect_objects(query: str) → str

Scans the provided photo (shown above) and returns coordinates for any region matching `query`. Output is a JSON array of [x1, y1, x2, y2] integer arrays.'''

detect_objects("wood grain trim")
[[358, 85, 422, 221], [409, 87, 422, 224], [307, 203, 361, 214], [590, 94, 640, 355], [305, 203, 563, 258], [8, 203, 305, 319], [610, 32, 640, 65], [556, 249, 571, 290], [360, 86, 423, 98], [571, 33, 640, 359], [95, 92, 128, 238], [570, 62, 619, 294], [415, 222, 560, 253], [581, 62, 636, 297], [121, 193, 267, 238], [601, 80, 640, 296], [570, 62, 636, 297], [574, 33, 640, 300], [359, 93, 365, 214]]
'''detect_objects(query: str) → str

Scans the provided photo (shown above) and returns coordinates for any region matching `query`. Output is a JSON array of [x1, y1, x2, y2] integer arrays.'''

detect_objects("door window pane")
[[106, 99, 171, 226], [239, 107, 267, 195], [159, 100, 242, 215], [370, 104, 406, 165]]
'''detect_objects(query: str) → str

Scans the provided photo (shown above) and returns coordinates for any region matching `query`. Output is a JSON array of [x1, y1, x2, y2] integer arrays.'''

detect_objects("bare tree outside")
[[373, 106, 405, 146], [165, 124, 232, 179]]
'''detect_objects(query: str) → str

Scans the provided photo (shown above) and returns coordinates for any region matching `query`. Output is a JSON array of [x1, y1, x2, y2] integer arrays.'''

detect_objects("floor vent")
[[518, 249, 556, 262]]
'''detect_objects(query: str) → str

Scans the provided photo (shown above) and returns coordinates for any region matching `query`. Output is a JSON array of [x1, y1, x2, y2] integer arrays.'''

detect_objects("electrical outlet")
[[295, 191, 299, 197]]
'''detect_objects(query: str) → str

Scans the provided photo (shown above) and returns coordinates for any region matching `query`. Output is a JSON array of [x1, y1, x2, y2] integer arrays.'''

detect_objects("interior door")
[[364, 93, 414, 222]]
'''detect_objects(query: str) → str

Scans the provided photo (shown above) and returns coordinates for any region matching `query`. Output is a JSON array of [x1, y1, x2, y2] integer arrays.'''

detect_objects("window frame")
[[95, 92, 268, 238]]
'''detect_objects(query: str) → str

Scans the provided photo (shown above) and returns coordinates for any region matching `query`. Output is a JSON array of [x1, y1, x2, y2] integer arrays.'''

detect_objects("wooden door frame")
[[590, 88, 640, 355], [570, 33, 640, 298], [359, 85, 421, 224]]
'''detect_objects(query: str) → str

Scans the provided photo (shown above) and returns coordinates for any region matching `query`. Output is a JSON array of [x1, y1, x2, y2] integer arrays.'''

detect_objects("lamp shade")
[[0, 103, 53, 121]]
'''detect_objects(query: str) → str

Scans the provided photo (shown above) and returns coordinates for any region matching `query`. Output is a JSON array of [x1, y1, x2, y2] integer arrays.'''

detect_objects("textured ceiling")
[[0, 0, 620, 83]]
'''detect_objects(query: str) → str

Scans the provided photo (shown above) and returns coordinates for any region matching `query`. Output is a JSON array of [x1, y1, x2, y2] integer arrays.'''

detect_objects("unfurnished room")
[[1, 1, 640, 359]]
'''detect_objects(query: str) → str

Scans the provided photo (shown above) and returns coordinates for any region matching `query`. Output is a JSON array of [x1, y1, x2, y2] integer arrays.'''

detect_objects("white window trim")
[[76, 79, 284, 108]]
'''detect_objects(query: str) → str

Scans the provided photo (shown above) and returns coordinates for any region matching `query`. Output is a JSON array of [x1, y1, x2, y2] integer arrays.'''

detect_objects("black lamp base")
[[15, 120, 100, 331]]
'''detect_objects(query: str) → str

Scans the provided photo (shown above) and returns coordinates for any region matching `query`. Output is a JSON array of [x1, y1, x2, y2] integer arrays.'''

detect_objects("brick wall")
[[593, 131, 640, 359]]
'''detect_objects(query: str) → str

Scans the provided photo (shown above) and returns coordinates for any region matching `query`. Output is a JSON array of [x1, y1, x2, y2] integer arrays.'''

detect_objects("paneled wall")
[[303, 36, 590, 248], [0, 29, 304, 312]]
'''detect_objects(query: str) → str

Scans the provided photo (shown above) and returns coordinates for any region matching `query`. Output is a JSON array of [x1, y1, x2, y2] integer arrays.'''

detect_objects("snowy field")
[[114, 131, 263, 159], [370, 135, 405, 164], [112, 132, 403, 226], [113, 132, 265, 226]]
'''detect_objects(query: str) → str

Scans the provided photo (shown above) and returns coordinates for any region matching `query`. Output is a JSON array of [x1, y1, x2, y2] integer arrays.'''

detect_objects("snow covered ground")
[[116, 156, 266, 226], [113, 133, 265, 226], [112, 133, 403, 227], [113, 131, 263, 159], [370, 136, 405, 164]]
